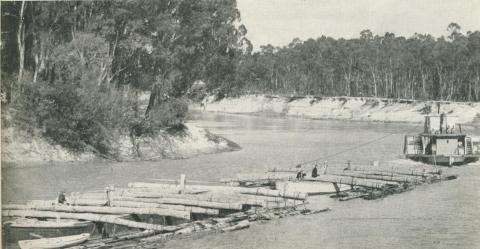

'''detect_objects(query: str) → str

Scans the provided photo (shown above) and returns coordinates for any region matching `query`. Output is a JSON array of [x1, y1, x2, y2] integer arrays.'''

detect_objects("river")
[[2, 112, 480, 249]]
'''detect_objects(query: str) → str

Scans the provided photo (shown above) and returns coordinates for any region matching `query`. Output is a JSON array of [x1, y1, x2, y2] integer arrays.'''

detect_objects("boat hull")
[[275, 180, 349, 195], [3, 218, 93, 243], [18, 233, 90, 249], [406, 155, 479, 166]]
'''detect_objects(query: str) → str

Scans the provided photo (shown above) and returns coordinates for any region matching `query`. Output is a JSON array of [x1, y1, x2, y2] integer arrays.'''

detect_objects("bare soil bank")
[[1, 124, 240, 167], [194, 95, 480, 124]]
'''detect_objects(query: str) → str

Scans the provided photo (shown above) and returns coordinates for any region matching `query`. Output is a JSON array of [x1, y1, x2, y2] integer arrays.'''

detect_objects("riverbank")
[[1, 124, 240, 167], [194, 95, 480, 124]]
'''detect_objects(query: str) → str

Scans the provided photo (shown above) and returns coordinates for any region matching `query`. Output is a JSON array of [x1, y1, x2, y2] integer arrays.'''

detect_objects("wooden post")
[[179, 174, 186, 194], [332, 183, 341, 193], [106, 186, 114, 206]]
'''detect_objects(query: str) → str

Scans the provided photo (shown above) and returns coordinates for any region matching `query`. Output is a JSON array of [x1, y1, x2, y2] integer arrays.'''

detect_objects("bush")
[[135, 98, 189, 136], [11, 77, 135, 155]]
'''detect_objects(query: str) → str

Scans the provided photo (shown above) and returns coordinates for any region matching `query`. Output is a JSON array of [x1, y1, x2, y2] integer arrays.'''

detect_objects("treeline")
[[1, 0, 248, 156], [229, 25, 480, 102]]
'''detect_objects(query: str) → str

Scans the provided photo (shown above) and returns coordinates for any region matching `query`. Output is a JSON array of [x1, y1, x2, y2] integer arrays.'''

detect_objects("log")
[[220, 172, 296, 183], [27, 199, 108, 206], [348, 166, 440, 177], [126, 183, 207, 194], [140, 232, 174, 243], [115, 197, 243, 211], [2, 204, 190, 220], [221, 220, 250, 232], [2, 210, 183, 232], [68, 230, 160, 249], [109, 200, 219, 215], [327, 170, 422, 183], [128, 182, 307, 200], [303, 175, 399, 189], [269, 163, 441, 176], [116, 192, 298, 209], [68, 198, 108, 206], [238, 188, 307, 200]]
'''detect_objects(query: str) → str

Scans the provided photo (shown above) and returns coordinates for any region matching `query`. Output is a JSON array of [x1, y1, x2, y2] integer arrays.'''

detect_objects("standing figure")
[[311, 164, 318, 178], [323, 161, 329, 174]]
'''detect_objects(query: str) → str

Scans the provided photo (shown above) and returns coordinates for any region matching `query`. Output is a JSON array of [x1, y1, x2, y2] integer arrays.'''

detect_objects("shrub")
[[138, 98, 189, 135]]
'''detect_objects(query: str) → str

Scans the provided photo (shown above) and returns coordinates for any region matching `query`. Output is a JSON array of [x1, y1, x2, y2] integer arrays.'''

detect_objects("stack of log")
[[220, 172, 296, 187], [2, 175, 309, 236], [66, 207, 330, 249], [253, 162, 455, 201]]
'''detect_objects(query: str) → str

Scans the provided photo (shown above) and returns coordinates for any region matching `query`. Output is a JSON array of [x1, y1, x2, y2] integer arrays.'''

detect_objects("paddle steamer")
[[404, 114, 479, 166]]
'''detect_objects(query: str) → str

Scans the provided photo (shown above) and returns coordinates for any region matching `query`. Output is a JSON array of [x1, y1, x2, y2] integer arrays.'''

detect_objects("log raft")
[[2, 166, 458, 248]]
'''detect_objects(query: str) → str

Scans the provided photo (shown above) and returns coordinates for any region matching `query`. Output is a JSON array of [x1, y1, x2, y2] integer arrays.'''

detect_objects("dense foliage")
[[233, 25, 480, 101], [1, 0, 247, 155], [1, 1, 479, 157]]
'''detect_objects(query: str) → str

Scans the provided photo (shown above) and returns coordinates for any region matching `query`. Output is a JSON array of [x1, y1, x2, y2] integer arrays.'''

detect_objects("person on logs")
[[296, 170, 306, 180], [57, 190, 67, 204], [312, 164, 318, 178]]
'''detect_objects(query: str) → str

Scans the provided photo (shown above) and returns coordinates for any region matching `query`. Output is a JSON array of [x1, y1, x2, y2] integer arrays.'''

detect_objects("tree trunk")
[[421, 71, 427, 99], [371, 69, 377, 97], [145, 84, 158, 117], [17, 1, 26, 82]]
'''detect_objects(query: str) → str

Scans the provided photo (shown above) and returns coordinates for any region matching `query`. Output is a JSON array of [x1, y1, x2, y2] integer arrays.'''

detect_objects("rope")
[[296, 122, 423, 166]]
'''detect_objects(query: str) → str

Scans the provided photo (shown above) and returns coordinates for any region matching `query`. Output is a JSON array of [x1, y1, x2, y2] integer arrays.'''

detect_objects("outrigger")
[[404, 114, 479, 166]]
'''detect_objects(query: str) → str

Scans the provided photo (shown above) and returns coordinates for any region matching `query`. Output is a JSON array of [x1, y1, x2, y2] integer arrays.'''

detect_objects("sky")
[[236, 0, 480, 49]]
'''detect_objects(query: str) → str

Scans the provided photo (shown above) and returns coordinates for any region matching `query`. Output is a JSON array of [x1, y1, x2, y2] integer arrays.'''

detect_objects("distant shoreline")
[[192, 95, 480, 124]]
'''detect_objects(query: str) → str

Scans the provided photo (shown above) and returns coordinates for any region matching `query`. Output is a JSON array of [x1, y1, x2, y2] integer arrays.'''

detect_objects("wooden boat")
[[3, 218, 93, 243], [404, 115, 480, 166], [275, 180, 349, 195], [7, 218, 92, 229], [18, 233, 90, 249]]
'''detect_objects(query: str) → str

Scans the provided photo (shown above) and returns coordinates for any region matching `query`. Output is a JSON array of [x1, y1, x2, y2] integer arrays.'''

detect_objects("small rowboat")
[[18, 233, 90, 249], [8, 218, 92, 229], [3, 218, 93, 243]]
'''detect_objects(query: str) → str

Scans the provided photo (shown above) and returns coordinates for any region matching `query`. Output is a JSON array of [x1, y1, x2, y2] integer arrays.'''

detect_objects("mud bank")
[[1, 124, 240, 167], [194, 95, 480, 124]]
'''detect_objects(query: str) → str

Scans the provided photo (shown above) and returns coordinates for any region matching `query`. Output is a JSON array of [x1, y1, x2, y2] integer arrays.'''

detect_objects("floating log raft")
[[65, 207, 330, 249], [269, 163, 442, 177], [2, 166, 458, 248]]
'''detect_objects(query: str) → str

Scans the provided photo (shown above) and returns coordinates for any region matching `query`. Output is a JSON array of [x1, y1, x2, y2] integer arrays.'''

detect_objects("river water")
[[2, 112, 480, 249]]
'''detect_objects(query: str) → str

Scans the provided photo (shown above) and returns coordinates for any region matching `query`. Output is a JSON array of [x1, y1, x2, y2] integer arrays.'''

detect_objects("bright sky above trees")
[[237, 0, 480, 49]]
